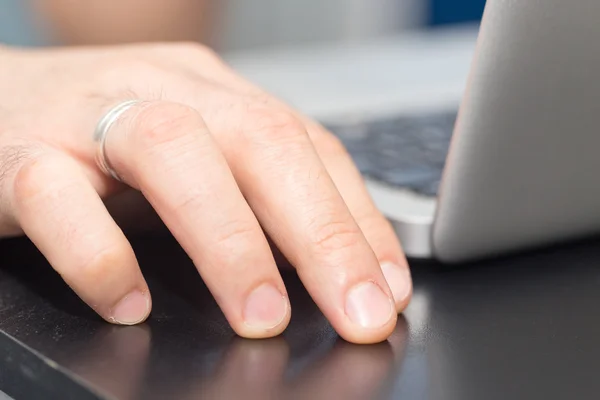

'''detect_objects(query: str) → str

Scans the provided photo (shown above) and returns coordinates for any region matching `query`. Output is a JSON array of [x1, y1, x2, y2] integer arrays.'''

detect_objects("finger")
[[10, 151, 151, 324], [103, 100, 291, 338], [307, 123, 413, 311], [211, 105, 397, 344], [159, 56, 412, 310]]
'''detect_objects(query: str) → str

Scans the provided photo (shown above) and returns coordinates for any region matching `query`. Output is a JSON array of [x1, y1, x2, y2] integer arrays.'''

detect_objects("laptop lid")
[[432, 0, 600, 262]]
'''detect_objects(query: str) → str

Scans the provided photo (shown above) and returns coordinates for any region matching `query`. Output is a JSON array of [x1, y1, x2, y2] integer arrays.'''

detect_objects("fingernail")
[[112, 291, 150, 325], [345, 282, 394, 329], [244, 284, 289, 330], [381, 262, 412, 303]]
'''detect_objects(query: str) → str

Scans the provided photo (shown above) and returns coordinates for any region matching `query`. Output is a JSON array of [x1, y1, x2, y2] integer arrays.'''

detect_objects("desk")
[[1, 235, 600, 399]]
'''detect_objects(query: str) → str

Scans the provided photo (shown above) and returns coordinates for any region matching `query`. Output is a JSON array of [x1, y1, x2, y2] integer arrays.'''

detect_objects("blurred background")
[[1, 0, 486, 50]]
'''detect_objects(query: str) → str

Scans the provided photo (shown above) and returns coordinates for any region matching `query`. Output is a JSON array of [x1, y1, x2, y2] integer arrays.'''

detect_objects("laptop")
[[228, 0, 600, 263]]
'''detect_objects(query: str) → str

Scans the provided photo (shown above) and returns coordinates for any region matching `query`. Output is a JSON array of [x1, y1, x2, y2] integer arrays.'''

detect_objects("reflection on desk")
[[2, 234, 600, 399], [0, 237, 414, 400], [55, 322, 409, 400]]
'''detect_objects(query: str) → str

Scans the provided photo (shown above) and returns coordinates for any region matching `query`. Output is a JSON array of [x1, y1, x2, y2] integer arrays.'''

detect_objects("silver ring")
[[93, 100, 140, 182]]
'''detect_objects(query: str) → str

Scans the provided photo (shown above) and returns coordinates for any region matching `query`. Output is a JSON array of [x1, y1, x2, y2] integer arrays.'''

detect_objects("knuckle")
[[211, 221, 263, 268], [311, 129, 348, 158], [176, 42, 232, 73], [354, 208, 387, 231], [78, 245, 129, 288], [101, 58, 166, 81], [241, 106, 307, 144], [309, 218, 362, 254], [12, 151, 55, 203], [212, 220, 258, 251], [171, 195, 259, 253], [93, 59, 166, 89], [354, 209, 395, 243], [132, 102, 204, 151]]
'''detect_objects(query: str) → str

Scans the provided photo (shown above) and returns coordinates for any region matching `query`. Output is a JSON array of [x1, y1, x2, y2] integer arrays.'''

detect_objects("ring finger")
[[305, 121, 413, 311], [101, 100, 291, 338]]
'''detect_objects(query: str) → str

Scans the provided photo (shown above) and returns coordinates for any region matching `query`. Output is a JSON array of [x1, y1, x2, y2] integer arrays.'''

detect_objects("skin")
[[0, 31, 413, 344]]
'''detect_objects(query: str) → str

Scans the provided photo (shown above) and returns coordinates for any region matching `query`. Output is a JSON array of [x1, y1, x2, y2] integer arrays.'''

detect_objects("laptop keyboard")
[[324, 110, 457, 197]]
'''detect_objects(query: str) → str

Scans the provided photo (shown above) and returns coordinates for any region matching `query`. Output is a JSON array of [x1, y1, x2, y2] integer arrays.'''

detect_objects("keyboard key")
[[324, 110, 457, 197]]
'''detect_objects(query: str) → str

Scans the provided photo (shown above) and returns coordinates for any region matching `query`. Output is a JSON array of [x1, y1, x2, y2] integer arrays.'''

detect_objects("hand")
[[0, 43, 412, 344]]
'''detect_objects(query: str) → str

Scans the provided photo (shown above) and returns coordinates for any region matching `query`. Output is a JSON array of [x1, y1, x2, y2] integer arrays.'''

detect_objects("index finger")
[[306, 121, 413, 311]]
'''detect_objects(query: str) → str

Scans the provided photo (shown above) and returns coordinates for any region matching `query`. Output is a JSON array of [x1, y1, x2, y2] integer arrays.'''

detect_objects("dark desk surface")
[[1, 235, 600, 400]]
